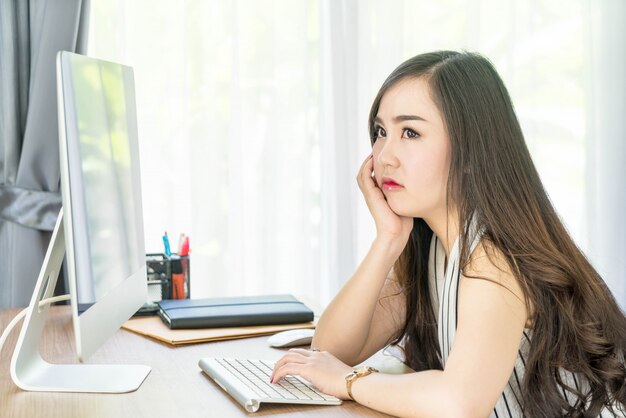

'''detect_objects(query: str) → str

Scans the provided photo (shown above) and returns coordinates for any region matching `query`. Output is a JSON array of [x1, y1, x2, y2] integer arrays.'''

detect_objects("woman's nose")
[[377, 138, 400, 168]]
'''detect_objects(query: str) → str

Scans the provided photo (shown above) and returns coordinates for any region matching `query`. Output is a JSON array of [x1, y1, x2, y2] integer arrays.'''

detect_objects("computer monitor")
[[9, 51, 151, 393]]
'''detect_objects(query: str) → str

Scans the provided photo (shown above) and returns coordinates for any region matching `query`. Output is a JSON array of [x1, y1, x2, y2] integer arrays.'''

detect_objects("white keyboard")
[[199, 357, 342, 412]]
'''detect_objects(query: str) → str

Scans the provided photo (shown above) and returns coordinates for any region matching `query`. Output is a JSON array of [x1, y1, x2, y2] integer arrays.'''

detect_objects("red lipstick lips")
[[381, 177, 403, 191]]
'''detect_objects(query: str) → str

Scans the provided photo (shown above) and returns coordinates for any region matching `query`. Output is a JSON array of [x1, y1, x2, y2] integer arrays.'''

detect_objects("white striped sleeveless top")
[[428, 230, 622, 417]]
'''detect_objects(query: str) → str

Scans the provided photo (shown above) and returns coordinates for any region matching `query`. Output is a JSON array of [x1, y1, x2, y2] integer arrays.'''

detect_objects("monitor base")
[[13, 359, 151, 393], [10, 209, 151, 393]]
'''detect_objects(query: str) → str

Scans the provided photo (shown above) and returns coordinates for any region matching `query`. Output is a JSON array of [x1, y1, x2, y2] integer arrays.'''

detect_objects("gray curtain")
[[0, 0, 90, 308]]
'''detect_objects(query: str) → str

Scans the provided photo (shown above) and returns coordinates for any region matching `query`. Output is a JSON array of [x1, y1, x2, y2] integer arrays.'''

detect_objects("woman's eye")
[[403, 128, 420, 139], [374, 126, 386, 139]]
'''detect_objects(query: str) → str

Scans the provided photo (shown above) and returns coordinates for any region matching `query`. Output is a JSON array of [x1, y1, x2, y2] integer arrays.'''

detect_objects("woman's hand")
[[357, 154, 413, 249], [270, 349, 353, 400]]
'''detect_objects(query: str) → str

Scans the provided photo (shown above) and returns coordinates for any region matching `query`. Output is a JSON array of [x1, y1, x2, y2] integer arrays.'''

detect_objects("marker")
[[171, 258, 184, 299], [162, 231, 171, 257], [172, 272, 184, 299], [179, 236, 190, 257]]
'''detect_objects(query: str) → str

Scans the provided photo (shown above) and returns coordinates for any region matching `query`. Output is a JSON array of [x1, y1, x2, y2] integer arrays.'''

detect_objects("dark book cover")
[[157, 294, 314, 329]]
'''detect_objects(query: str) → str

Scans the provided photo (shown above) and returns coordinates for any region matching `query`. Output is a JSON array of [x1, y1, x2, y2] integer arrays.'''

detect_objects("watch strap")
[[345, 366, 378, 401]]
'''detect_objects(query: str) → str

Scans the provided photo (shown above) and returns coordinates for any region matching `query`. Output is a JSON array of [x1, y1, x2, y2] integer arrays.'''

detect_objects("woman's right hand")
[[357, 154, 413, 252]]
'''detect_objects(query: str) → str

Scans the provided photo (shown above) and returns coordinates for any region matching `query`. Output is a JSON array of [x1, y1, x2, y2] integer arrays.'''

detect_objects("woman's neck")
[[423, 207, 460, 258]]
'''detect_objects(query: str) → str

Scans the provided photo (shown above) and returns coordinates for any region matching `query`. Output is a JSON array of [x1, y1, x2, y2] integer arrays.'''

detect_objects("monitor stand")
[[10, 209, 151, 393]]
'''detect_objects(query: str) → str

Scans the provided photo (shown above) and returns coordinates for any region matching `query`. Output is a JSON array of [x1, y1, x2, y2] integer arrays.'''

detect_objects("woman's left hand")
[[270, 349, 353, 400]]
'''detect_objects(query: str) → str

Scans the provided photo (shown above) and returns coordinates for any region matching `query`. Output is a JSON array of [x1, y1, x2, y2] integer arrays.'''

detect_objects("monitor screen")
[[61, 53, 145, 312], [58, 51, 148, 361]]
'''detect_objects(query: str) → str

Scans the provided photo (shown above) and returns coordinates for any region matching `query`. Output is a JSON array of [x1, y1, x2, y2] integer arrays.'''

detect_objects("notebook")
[[122, 315, 315, 346], [157, 294, 314, 329]]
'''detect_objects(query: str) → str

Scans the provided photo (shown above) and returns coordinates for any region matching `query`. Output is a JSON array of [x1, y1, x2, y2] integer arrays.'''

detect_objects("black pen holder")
[[146, 253, 191, 301]]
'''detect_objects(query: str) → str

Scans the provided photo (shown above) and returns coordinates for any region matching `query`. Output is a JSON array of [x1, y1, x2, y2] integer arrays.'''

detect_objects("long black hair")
[[369, 51, 626, 417]]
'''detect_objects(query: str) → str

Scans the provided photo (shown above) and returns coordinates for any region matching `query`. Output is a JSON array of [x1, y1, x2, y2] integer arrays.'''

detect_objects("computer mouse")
[[267, 328, 315, 348]]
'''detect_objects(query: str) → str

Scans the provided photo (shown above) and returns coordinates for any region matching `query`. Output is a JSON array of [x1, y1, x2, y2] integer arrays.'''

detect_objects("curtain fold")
[[585, 0, 626, 309], [0, 0, 90, 308], [0, 186, 61, 230], [318, 0, 359, 304], [0, 0, 29, 187]]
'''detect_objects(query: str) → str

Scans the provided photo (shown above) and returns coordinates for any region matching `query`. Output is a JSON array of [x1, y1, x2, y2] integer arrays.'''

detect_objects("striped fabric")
[[427, 231, 621, 418]]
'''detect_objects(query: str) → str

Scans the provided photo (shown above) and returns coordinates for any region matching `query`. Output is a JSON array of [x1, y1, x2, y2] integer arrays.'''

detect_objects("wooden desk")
[[1, 306, 403, 417]]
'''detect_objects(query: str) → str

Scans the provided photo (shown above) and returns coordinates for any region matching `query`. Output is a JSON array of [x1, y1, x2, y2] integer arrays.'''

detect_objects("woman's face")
[[372, 76, 452, 219]]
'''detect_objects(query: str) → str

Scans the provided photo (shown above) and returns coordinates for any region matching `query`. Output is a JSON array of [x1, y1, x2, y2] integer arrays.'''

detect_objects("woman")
[[270, 51, 626, 417]]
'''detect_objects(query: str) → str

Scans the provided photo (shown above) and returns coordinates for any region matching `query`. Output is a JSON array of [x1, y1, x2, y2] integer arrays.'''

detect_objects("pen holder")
[[146, 253, 191, 301]]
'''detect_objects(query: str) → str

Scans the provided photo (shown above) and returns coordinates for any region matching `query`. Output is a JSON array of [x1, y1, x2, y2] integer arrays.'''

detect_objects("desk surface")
[[1, 306, 403, 418]]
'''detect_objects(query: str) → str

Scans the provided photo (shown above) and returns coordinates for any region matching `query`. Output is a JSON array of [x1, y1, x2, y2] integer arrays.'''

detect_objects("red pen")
[[180, 236, 190, 256]]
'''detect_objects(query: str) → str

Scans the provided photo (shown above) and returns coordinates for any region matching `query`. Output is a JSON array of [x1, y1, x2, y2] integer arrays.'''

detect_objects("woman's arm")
[[312, 238, 406, 365], [272, 243, 528, 418], [349, 243, 527, 417], [312, 153, 412, 365]]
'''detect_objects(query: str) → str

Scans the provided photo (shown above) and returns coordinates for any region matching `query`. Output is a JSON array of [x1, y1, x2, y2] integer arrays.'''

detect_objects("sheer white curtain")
[[88, 0, 324, 303], [88, 0, 625, 308], [586, 0, 626, 307]]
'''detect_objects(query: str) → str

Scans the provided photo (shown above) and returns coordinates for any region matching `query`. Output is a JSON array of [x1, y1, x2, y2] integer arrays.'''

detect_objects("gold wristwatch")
[[345, 366, 378, 401]]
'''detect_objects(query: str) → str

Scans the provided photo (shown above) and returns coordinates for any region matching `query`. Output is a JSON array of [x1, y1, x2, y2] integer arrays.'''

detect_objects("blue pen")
[[162, 231, 172, 257]]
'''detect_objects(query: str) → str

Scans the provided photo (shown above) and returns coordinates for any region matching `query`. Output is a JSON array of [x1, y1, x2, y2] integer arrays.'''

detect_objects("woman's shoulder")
[[462, 240, 531, 325], [464, 238, 513, 276], [464, 241, 516, 284]]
